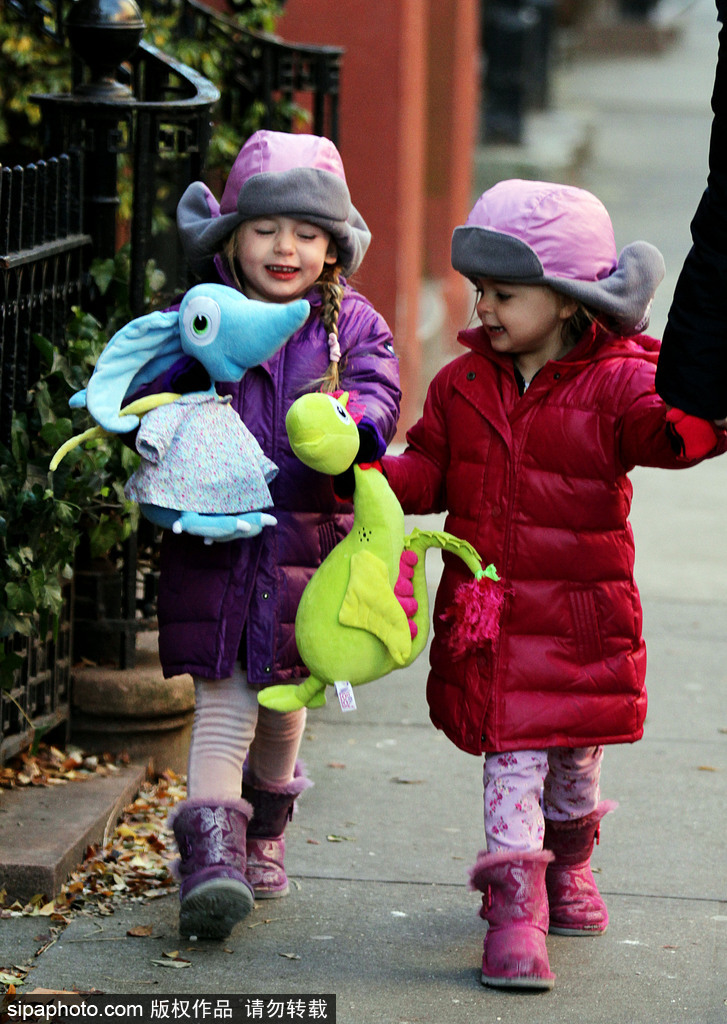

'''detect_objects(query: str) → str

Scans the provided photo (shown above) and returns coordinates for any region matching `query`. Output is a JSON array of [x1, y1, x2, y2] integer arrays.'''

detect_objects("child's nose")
[[274, 230, 295, 254]]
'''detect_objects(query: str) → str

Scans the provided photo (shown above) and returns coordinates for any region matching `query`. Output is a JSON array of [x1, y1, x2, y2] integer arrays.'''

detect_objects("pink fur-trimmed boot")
[[169, 799, 255, 939], [241, 762, 313, 899], [470, 850, 555, 991], [543, 800, 617, 936]]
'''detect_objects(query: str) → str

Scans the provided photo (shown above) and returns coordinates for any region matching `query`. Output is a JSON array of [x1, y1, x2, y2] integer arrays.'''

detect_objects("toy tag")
[[334, 681, 357, 712]]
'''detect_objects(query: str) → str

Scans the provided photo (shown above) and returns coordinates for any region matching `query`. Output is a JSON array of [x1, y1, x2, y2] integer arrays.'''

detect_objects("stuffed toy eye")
[[329, 395, 353, 427], [182, 296, 222, 347]]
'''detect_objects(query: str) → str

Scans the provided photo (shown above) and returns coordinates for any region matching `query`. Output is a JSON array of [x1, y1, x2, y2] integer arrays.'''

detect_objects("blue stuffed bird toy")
[[51, 284, 309, 542]]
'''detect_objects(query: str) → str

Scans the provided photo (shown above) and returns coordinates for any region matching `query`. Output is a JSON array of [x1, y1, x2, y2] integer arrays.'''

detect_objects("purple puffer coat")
[[154, 282, 400, 686]]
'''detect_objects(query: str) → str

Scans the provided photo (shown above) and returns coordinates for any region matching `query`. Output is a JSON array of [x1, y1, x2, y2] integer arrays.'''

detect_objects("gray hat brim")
[[451, 225, 665, 335], [178, 168, 371, 279]]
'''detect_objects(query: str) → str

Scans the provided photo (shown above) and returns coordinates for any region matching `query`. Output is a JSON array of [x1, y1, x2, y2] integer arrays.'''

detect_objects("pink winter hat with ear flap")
[[451, 179, 665, 334], [177, 130, 371, 279]]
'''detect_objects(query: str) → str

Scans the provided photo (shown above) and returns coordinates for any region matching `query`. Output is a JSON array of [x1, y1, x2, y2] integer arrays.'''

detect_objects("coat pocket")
[[569, 589, 604, 665]]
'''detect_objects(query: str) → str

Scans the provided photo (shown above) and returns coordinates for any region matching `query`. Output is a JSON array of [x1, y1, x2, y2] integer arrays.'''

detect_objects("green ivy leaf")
[[5, 581, 37, 614], [0, 650, 25, 690]]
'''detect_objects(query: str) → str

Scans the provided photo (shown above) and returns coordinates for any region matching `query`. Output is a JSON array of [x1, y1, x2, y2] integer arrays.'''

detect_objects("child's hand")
[[665, 408, 720, 459]]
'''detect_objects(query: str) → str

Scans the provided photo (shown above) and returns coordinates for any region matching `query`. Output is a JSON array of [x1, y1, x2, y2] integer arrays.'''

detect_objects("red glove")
[[665, 408, 720, 460]]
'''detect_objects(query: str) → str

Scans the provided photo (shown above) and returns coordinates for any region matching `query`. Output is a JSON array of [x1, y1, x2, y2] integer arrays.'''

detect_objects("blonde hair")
[[317, 263, 345, 393], [220, 232, 345, 392]]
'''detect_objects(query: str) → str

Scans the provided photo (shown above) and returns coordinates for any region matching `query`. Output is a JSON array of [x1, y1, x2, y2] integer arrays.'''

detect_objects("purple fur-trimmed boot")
[[544, 800, 618, 937], [169, 799, 255, 940], [470, 849, 555, 991], [241, 761, 313, 899]]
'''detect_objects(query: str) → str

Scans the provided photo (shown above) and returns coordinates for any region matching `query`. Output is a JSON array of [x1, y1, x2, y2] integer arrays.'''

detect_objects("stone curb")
[[0, 763, 146, 903]]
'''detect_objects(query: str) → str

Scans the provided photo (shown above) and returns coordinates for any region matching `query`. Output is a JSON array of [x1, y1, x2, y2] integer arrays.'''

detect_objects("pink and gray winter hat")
[[451, 179, 665, 334], [177, 130, 371, 278]]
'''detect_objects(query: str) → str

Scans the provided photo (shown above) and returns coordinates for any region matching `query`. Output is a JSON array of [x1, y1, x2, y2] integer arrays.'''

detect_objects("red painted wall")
[[277, 0, 479, 432]]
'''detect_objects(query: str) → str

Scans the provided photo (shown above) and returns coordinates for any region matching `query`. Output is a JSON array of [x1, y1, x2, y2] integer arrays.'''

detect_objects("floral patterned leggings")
[[483, 746, 604, 853]]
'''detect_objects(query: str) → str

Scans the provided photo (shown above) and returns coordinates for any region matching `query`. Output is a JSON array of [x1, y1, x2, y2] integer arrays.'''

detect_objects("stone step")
[[0, 763, 146, 903]]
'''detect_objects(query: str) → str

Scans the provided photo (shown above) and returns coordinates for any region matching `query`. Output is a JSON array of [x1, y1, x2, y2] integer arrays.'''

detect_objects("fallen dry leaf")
[[0, 744, 126, 790], [127, 925, 154, 937], [0, 972, 24, 987], [151, 950, 192, 968], [0, 758, 186, 922]]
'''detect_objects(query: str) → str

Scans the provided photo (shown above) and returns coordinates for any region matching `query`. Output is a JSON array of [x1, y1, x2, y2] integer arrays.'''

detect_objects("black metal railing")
[[178, 0, 343, 145], [34, 39, 220, 318], [0, 151, 86, 762], [6, 0, 66, 41], [0, 587, 73, 762], [0, 152, 90, 448]]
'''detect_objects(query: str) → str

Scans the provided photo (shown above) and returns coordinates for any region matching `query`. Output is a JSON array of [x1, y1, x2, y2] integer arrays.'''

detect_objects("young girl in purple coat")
[[160, 130, 400, 940], [381, 179, 725, 990]]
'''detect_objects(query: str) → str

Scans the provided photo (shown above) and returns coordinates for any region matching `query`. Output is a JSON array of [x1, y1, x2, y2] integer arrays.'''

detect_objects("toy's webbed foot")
[[257, 677, 327, 712], [171, 511, 277, 543]]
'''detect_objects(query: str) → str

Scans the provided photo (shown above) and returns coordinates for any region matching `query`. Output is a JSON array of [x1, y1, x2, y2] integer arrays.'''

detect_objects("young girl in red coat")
[[381, 178, 726, 991]]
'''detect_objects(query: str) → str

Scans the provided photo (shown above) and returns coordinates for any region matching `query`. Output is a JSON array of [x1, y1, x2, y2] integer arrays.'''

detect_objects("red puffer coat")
[[382, 323, 727, 756]]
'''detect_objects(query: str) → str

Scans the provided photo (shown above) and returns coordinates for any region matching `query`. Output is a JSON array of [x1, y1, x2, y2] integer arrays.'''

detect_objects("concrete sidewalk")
[[2, 2, 727, 1021]]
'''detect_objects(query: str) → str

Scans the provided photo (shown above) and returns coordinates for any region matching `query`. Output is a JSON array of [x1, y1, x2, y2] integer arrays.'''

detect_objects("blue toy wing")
[[85, 310, 183, 433]]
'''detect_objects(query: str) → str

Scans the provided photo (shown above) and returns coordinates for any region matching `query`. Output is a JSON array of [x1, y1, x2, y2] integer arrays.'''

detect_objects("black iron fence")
[[0, 153, 90, 449], [178, 0, 342, 145], [35, 43, 220, 319], [0, 152, 89, 762]]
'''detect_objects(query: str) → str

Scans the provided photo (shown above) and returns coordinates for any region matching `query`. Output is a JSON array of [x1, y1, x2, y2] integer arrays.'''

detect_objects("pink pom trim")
[[440, 574, 507, 660]]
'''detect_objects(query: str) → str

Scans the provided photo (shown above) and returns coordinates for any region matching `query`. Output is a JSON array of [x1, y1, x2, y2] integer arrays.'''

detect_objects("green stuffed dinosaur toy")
[[257, 392, 504, 712]]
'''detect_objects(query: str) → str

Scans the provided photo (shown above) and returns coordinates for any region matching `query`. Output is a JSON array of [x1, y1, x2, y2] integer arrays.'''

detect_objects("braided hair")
[[317, 264, 345, 393]]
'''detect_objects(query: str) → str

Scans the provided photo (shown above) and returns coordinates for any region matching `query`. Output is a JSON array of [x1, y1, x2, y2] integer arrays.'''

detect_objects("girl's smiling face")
[[474, 278, 577, 380], [235, 216, 338, 303]]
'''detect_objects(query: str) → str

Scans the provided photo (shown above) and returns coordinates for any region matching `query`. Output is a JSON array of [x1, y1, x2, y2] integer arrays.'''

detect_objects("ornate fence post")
[[63, 0, 145, 263]]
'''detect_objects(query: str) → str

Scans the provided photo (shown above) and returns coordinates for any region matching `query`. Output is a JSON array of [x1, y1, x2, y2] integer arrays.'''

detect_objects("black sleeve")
[[656, 0, 727, 419]]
